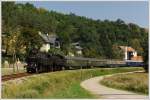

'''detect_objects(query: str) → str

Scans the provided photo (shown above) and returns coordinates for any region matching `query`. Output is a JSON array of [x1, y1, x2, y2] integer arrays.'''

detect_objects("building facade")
[[119, 46, 143, 61], [38, 32, 60, 52]]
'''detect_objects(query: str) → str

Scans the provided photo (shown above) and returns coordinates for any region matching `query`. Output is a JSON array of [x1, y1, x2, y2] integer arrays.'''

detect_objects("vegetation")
[[2, 67, 143, 98], [48, 48, 65, 56], [2, 2, 148, 63], [141, 31, 149, 72], [101, 72, 148, 94], [2, 68, 25, 76], [2, 61, 26, 75]]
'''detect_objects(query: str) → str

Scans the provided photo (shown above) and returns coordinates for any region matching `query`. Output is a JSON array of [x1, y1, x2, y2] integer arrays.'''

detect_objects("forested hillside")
[[2, 2, 148, 61]]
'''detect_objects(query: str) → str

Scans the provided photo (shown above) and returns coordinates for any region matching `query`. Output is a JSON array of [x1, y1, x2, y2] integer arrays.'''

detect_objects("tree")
[[2, 2, 147, 60], [112, 44, 124, 59], [116, 19, 125, 25], [3, 28, 23, 71], [21, 27, 43, 53], [130, 38, 143, 55], [141, 32, 148, 72]]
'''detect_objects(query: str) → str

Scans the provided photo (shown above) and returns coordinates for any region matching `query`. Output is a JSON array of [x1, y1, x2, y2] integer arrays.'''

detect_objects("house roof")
[[71, 42, 83, 50], [71, 42, 80, 46], [39, 32, 58, 44], [75, 46, 83, 50], [127, 47, 135, 52], [119, 46, 135, 52]]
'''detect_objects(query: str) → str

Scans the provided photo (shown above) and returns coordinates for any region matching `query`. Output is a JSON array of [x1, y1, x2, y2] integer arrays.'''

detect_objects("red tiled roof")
[[127, 47, 135, 52], [119, 46, 135, 52]]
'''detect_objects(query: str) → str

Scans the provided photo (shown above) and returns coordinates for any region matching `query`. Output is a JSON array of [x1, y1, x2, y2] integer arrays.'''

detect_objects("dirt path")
[[80, 71, 149, 99]]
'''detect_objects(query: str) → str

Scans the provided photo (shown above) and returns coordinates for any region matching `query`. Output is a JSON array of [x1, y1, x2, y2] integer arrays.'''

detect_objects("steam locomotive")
[[26, 48, 67, 73]]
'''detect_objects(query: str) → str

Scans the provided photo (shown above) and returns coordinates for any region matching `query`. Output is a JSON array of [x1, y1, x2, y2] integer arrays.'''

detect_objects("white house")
[[40, 44, 50, 52], [38, 32, 60, 52], [71, 42, 83, 56], [119, 46, 142, 61]]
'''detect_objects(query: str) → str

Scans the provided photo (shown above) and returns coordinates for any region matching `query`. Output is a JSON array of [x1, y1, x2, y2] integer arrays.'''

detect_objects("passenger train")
[[26, 48, 144, 73]]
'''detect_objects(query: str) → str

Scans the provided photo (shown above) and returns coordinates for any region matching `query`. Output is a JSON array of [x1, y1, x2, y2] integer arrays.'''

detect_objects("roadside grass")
[[100, 72, 148, 95], [46, 82, 94, 98], [2, 67, 26, 76], [2, 67, 143, 98], [2, 62, 26, 76]]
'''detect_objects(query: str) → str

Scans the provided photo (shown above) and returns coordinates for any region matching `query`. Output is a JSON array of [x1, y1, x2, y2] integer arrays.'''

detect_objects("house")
[[68, 52, 75, 57], [71, 42, 83, 56], [38, 32, 60, 52], [119, 46, 143, 61]]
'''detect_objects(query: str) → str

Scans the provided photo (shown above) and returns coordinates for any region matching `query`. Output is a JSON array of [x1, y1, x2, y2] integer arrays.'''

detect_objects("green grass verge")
[[2, 67, 143, 98], [100, 72, 148, 95], [2, 67, 26, 76]]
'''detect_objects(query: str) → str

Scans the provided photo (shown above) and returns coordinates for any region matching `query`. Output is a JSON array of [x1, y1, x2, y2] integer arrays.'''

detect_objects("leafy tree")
[[112, 44, 124, 59], [130, 38, 143, 55], [141, 32, 148, 72], [2, 2, 148, 62], [21, 27, 43, 53]]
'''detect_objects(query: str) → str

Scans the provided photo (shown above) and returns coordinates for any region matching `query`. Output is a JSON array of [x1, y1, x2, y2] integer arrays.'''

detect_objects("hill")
[[2, 2, 148, 61]]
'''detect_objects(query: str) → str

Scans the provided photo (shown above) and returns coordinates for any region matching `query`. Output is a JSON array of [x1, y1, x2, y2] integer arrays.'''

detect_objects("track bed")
[[2, 73, 32, 81]]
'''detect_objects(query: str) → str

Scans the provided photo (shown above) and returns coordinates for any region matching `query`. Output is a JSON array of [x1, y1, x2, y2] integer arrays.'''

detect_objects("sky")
[[17, 1, 149, 28]]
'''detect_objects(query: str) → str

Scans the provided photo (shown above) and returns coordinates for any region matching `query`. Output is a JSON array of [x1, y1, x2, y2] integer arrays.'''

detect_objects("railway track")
[[2, 73, 32, 81]]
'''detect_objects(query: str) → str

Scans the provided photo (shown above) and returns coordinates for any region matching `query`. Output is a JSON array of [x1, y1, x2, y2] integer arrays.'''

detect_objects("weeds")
[[2, 67, 143, 98], [101, 72, 148, 94]]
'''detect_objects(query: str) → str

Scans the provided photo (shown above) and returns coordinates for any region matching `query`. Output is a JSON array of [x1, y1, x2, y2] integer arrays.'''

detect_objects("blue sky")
[[17, 1, 149, 28]]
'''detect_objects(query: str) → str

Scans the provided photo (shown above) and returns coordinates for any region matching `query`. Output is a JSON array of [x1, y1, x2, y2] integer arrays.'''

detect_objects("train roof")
[[65, 56, 123, 62]]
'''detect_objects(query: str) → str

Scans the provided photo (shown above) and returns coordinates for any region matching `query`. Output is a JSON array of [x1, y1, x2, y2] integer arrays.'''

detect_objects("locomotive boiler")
[[26, 48, 66, 73]]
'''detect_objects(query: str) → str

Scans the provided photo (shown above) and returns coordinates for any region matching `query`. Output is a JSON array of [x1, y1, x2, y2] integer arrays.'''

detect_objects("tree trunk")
[[12, 51, 15, 72], [16, 57, 19, 72]]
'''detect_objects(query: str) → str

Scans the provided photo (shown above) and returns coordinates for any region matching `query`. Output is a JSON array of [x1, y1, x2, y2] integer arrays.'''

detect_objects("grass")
[[2, 67, 144, 98], [2, 67, 26, 76], [2, 62, 26, 76], [100, 72, 148, 95]]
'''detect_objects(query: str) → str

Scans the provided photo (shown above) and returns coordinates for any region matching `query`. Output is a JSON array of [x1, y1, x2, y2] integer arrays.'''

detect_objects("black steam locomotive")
[[26, 48, 66, 73]]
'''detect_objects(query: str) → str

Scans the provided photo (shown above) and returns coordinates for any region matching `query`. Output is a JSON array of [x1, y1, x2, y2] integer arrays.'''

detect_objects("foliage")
[[2, 66, 25, 76], [112, 44, 124, 59], [141, 31, 148, 72], [48, 47, 65, 56], [2, 2, 148, 61]]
